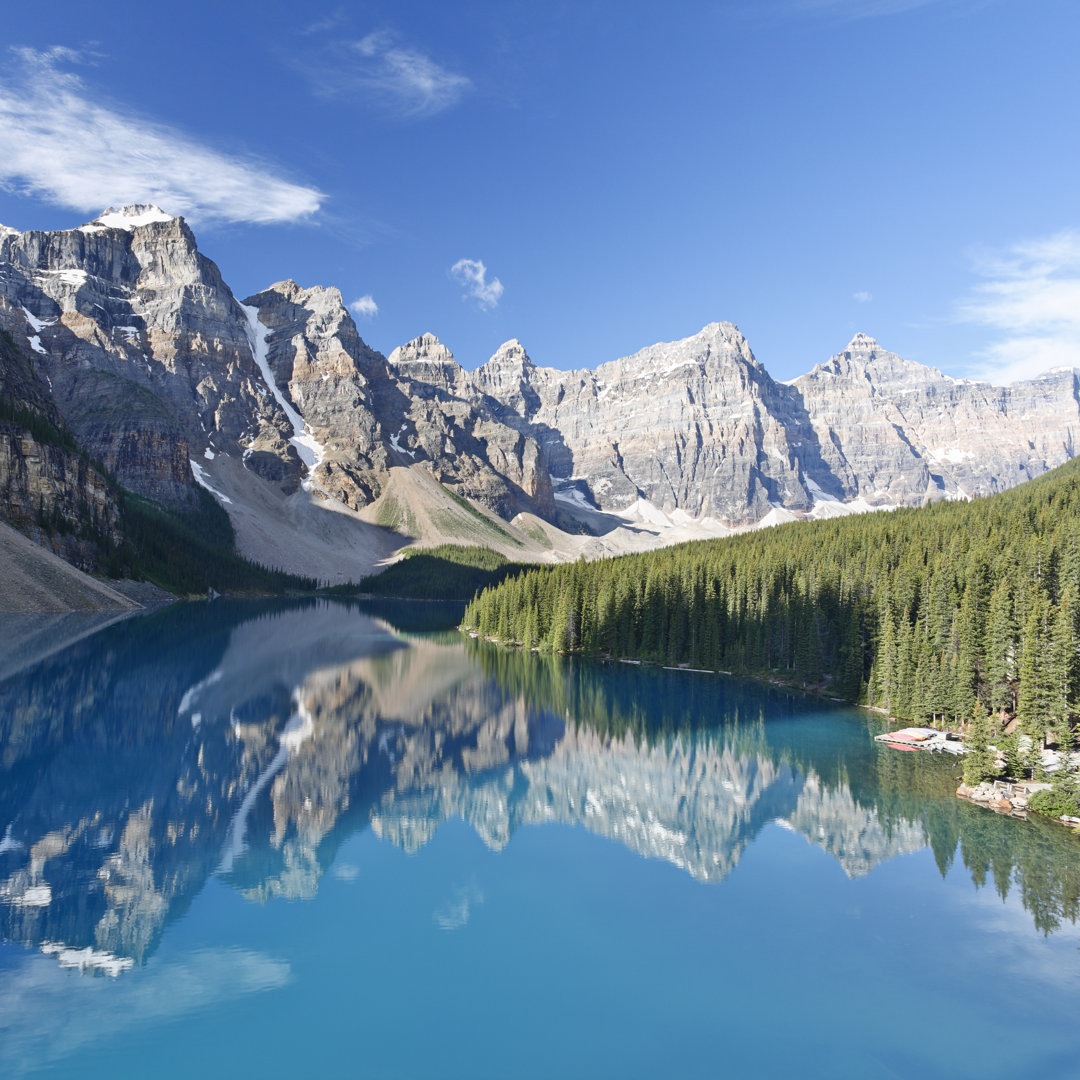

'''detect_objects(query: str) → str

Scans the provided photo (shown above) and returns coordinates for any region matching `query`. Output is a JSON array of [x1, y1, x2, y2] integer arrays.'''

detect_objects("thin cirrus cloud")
[[450, 259, 503, 310], [853, 290, 872, 303], [349, 294, 379, 318], [301, 30, 471, 118], [0, 46, 323, 225], [958, 231, 1080, 384]]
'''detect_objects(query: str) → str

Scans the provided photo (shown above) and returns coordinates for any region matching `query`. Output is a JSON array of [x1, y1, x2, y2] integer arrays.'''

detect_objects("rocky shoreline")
[[869, 723, 1080, 831], [955, 779, 1050, 819]]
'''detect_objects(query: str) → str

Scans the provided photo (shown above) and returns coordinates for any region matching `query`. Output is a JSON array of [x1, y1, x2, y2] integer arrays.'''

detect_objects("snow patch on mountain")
[[21, 307, 55, 333], [90, 205, 175, 231], [389, 423, 416, 459], [239, 302, 325, 484], [190, 459, 233, 504], [32, 268, 88, 287]]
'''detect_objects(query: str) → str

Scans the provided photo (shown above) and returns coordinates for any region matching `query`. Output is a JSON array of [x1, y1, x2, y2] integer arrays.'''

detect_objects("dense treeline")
[[20, 475, 318, 597], [0, 329, 77, 451], [0, 398, 79, 453], [351, 544, 537, 600], [464, 458, 1080, 754]]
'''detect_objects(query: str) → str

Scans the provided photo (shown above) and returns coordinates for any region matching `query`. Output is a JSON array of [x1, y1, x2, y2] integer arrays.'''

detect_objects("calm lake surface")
[[1, 598, 1078, 1078]]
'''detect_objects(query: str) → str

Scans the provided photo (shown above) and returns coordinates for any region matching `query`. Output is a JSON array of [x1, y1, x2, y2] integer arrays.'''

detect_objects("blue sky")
[[0, 0, 1077, 382]]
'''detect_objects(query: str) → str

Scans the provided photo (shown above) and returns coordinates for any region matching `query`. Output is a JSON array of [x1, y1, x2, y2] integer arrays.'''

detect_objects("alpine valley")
[[3, 205, 1079, 586]]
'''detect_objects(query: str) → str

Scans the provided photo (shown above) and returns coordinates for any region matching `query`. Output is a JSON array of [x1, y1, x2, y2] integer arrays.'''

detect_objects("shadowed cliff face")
[[0, 601, 1076, 974], [0, 331, 122, 569]]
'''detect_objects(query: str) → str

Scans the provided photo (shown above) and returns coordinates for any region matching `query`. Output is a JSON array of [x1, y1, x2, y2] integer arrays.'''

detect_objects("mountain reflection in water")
[[1, 598, 1078, 977]]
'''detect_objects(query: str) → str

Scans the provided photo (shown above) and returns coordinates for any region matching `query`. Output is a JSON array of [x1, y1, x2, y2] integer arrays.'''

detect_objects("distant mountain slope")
[[792, 332, 1080, 507], [2, 205, 1077, 579]]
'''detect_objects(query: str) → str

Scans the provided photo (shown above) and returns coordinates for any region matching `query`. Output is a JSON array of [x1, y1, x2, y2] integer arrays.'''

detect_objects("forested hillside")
[[351, 544, 536, 600], [463, 458, 1080, 750]]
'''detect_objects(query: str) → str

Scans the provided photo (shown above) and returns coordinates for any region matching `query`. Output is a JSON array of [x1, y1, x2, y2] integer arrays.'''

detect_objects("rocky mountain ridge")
[[1, 206, 1078, 578]]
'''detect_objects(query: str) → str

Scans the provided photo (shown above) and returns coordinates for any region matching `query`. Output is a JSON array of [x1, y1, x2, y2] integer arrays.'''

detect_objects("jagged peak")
[[604, 320, 756, 378], [0, 223, 19, 238], [244, 279, 303, 306], [387, 332, 459, 367], [269, 278, 302, 295], [799, 334, 953, 386], [700, 321, 760, 366], [81, 205, 176, 232], [483, 338, 533, 369], [665, 321, 753, 357], [264, 279, 344, 305], [699, 320, 745, 340], [843, 331, 881, 352]]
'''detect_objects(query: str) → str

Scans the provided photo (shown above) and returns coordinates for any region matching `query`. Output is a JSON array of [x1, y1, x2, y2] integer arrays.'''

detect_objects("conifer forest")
[[464, 457, 1080, 758]]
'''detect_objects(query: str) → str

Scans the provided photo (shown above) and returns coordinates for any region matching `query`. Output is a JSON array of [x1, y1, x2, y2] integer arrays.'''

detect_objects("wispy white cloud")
[[302, 9, 350, 36], [349, 294, 379, 318], [958, 231, 1080, 383], [0, 46, 323, 225], [450, 258, 503, 310], [301, 30, 471, 118], [853, 290, 872, 303]]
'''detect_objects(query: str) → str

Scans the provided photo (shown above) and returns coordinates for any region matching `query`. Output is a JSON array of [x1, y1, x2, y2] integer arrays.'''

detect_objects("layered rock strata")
[[0, 329, 121, 567]]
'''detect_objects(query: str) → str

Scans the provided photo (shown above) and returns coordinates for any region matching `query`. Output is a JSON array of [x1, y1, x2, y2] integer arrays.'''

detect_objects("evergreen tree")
[[962, 702, 1001, 786]]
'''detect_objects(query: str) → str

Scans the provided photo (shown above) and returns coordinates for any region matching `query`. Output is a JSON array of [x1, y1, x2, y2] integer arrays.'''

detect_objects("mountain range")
[[2, 205, 1078, 582]]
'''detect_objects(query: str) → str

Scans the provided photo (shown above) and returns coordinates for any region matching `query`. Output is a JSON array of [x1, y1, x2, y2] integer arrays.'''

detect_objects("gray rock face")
[[792, 333, 1080, 505], [0, 207, 300, 506], [465, 327, 1080, 524], [2, 207, 1077, 545], [232, 280, 559, 519], [382, 333, 556, 520], [241, 279, 388, 509], [472, 323, 839, 524], [0, 330, 121, 568]]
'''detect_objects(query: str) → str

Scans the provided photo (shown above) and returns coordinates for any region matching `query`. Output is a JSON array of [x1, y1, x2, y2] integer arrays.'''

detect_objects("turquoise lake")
[[1, 598, 1078, 1078]]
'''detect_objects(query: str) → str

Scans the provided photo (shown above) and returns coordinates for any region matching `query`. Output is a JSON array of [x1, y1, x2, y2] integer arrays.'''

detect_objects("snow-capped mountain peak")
[[83, 205, 176, 232]]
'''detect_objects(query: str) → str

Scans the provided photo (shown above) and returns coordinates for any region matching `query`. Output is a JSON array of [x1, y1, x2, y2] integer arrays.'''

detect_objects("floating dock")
[[874, 727, 967, 755]]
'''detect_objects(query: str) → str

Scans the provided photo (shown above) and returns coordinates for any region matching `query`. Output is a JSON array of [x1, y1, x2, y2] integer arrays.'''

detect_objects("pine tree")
[[1017, 591, 1050, 746], [984, 582, 1017, 714], [963, 702, 1001, 786], [1046, 585, 1078, 747]]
